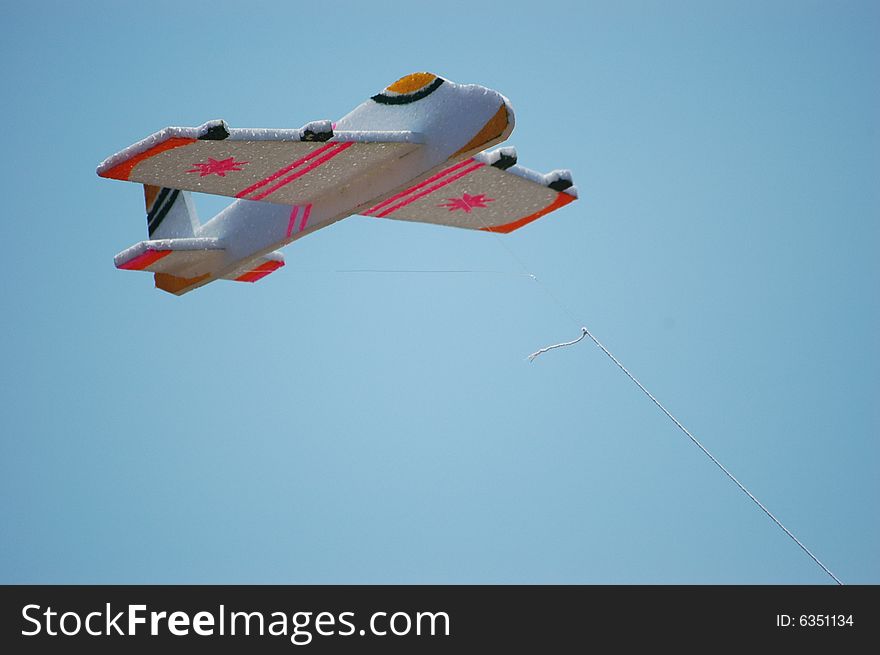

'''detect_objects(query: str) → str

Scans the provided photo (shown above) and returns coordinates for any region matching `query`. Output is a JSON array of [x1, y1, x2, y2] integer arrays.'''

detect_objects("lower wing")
[[360, 147, 577, 233]]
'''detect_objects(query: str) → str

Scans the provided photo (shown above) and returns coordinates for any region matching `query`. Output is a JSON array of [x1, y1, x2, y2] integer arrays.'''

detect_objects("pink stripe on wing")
[[250, 142, 354, 202], [363, 159, 474, 216], [374, 162, 486, 218], [236, 142, 338, 199], [286, 205, 300, 238], [298, 203, 312, 232]]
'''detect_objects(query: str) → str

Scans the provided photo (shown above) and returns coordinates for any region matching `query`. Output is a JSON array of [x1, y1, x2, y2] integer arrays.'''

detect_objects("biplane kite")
[[97, 73, 578, 295]]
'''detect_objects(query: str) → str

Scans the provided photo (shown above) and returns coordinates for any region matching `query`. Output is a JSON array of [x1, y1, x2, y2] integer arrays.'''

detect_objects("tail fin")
[[144, 185, 200, 238]]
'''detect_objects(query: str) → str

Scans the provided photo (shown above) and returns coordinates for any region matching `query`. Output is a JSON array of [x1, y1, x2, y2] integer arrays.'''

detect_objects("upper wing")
[[97, 120, 423, 206], [359, 147, 576, 233]]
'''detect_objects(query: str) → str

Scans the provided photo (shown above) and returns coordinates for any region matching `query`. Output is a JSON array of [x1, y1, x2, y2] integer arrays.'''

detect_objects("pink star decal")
[[439, 193, 495, 213], [187, 157, 249, 177]]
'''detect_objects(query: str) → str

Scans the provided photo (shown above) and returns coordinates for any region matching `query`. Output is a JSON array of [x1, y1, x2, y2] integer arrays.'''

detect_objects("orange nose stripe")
[[386, 72, 437, 94]]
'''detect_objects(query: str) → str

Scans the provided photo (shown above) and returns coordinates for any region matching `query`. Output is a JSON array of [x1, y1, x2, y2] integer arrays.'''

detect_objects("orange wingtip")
[[100, 137, 196, 181], [480, 192, 576, 234]]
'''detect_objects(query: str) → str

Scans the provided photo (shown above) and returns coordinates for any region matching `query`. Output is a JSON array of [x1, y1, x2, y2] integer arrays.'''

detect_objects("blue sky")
[[1, 1, 877, 584]]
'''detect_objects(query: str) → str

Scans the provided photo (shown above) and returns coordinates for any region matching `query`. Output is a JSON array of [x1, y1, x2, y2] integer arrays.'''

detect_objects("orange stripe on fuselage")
[[100, 137, 197, 181], [480, 192, 576, 234], [452, 103, 511, 159]]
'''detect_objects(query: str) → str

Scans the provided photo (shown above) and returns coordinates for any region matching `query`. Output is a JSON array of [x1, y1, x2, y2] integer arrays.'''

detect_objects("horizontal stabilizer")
[[114, 237, 223, 273], [115, 237, 225, 295]]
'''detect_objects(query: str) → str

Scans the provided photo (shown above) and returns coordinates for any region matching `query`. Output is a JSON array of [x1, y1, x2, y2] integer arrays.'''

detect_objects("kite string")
[[581, 326, 844, 585], [470, 211, 843, 585], [528, 327, 588, 361], [331, 269, 531, 276], [285, 268, 536, 277]]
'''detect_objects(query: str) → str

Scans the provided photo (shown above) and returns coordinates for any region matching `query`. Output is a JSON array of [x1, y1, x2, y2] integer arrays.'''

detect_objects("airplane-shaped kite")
[[97, 73, 578, 295]]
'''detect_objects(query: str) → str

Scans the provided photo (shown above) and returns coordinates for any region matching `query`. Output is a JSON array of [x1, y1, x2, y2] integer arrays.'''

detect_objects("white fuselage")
[[197, 80, 513, 279]]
